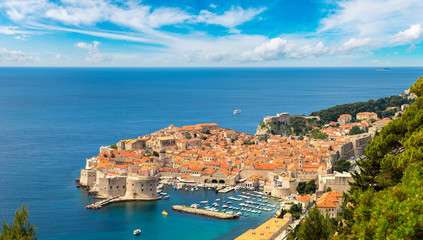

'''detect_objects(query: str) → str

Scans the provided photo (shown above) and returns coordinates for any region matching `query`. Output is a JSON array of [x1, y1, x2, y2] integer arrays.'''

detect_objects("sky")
[[0, 0, 423, 67]]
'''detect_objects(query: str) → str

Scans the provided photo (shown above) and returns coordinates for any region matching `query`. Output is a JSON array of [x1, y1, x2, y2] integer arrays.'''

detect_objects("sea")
[[0, 67, 422, 240]]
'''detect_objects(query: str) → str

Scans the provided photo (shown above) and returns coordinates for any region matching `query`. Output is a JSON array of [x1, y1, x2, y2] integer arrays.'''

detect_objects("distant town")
[[77, 90, 416, 239]]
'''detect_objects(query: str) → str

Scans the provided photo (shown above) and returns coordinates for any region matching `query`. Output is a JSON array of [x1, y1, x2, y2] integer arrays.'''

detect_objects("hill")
[[310, 95, 414, 123]]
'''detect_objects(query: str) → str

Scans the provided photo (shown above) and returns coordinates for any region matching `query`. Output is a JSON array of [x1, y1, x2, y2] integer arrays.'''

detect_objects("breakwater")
[[172, 205, 240, 219]]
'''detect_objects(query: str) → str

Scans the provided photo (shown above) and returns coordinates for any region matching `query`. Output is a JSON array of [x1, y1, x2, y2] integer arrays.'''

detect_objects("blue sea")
[[0, 67, 422, 239]]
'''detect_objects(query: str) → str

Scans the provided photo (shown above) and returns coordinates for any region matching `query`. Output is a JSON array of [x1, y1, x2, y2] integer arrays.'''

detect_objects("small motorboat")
[[233, 109, 241, 114], [162, 210, 168, 216], [200, 200, 208, 204], [133, 229, 141, 235]]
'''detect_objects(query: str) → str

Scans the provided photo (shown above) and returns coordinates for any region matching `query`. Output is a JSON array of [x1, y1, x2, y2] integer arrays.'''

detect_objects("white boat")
[[163, 195, 170, 200], [216, 198, 220, 201], [133, 229, 141, 235], [233, 109, 241, 114], [200, 200, 208, 204]]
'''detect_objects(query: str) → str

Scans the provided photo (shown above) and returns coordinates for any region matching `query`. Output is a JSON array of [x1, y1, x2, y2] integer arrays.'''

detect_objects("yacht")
[[200, 200, 208, 204], [233, 109, 241, 114], [133, 229, 141, 235]]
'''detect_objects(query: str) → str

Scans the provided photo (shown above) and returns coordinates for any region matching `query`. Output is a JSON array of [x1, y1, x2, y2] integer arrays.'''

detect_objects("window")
[[142, 189, 143, 191], [150, 188, 152, 191]]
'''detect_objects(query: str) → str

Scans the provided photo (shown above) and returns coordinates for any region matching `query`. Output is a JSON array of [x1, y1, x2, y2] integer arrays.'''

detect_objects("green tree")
[[1, 205, 37, 240], [304, 179, 317, 194], [337, 76, 423, 239], [289, 203, 303, 219], [333, 159, 351, 172], [296, 181, 307, 194], [109, 144, 117, 150], [296, 207, 334, 240], [348, 126, 365, 135], [296, 179, 316, 195]]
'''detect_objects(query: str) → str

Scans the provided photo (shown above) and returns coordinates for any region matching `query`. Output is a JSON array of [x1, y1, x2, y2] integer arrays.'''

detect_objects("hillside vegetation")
[[310, 95, 413, 123], [335, 77, 423, 239]]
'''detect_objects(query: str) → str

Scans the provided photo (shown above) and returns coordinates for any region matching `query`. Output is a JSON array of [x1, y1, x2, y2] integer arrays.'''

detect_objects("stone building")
[[318, 171, 353, 193], [117, 138, 147, 151], [316, 191, 343, 218], [356, 112, 378, 121], [97, 174, 127, 198], [337, 114, 352, 124], [125, 176, 159, 200], [80, 169, 97, 186], [263, 112, 290, 124]]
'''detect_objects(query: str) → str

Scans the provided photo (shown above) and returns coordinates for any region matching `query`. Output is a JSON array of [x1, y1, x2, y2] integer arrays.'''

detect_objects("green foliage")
[[296, 179, 316, 195], [311, 95, 414, 123], [260, 117, 320, 137], [152, 151, 159, 157], [204, 130, 211, 134], [0, 205, 37, 240], [338, 162, 423, 239], [296, 207, 335, 240], [348, 126, 365, 135], [289, 203, 303, 219], [109, 144, 117, 150], [338, 76, 423, 239], [110, 153, 115, 158], [334, 159, 352, 172], [243, 141, 254, 145], [202, 136, 207, 140], [310, 129, 328, 139], [381, 109, 396, 118]]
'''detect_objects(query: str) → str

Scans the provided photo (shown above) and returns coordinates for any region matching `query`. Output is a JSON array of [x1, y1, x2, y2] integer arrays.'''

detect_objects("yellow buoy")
[[162, 210, 168, 216]]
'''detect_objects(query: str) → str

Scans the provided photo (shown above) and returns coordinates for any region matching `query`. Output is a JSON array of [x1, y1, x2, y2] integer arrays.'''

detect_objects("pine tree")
[[296, 207, 334, 240], [0, 205, 37, 240]]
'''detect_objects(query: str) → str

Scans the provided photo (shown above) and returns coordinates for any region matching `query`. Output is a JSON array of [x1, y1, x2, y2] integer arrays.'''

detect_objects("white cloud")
[[336, 38, 374, 52], [390, 24, 423, 44], [74, 40, 111, 62], [239, 38, 292, 62], [196, 6, 266, 29], [320, 0, 423, 38], [0, 26, 24, 35], [0, 48, 33, 62], [209, 4, 217, 9], [290, 42, 328, 59]]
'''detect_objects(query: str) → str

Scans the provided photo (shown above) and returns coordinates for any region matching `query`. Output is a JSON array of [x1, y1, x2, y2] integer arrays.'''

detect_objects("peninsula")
[[77, 89, 416, 210]]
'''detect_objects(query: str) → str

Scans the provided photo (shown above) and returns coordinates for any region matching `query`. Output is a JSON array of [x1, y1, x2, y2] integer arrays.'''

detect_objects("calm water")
[[0, 67, 422, 239]]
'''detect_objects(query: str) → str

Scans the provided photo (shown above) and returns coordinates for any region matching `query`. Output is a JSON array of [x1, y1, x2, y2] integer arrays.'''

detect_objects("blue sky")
[[0, 0, 423, 67]]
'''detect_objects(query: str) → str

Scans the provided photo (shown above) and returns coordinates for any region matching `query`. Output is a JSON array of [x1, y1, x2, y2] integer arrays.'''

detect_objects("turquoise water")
[[75, 187, 279, 240], [0, 67, 422, 239]]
